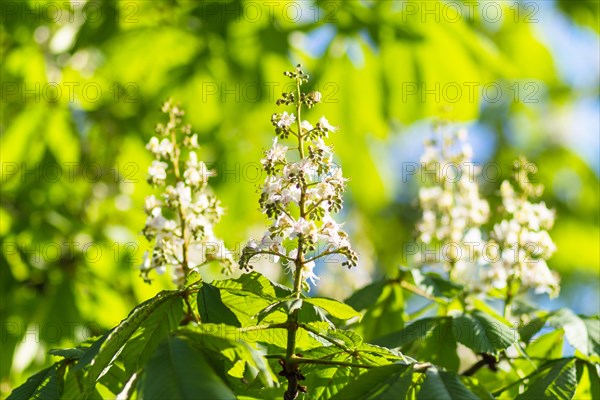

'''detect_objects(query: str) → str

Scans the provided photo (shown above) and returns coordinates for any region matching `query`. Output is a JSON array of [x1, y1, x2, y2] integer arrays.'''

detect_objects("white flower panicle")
[[141, 99, 234, 286], [240, 65, 358, 290], [416, 128, 490, 281], [485, 157, 559, 297]]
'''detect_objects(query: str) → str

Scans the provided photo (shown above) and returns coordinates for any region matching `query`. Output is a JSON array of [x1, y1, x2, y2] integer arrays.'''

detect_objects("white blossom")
[[142, 100, 234, 286], [301, 120, 313, 132], [158, 138, 173, 157], [148, 161, 168, 184], [144, 195, 162, 213], [302, 261, 320, 286], [486, 162, 559, 297], [290, 217, 318, 242], [310, 91, 322, 103], [277, 111, 296, 129], [416, 128, 489, 281], [269, 139, 288, 161], [280, 186, 301, 205], [189, 133, 199, 148], [146, 137, 160, 155], [319, 116, 337, 133], [240, 66, 357, 289]]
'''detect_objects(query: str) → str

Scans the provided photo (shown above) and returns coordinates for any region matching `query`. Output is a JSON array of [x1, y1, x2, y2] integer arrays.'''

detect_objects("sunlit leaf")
[[330, 363, 413, 400], [417, 368, 479, 400], [139, 336, 234, 400], [515, 358, 577, 400], [197, 282, 241, 327]]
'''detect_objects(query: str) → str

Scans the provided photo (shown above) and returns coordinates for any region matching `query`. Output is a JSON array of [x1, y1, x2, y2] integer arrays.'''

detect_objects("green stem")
[[448, 259, 456, 282], [305, 198, 328, 217], [252, 249, 294, 263], [304, 249, 339, 264], [284, 72, 307, 400], [265, 354, 286, 360], [295, 77, 304, 159], [397, 280, 446, 305], [503, 275, 515, 319], [169, 111, 189, 277], [240, 323, 287, 333], [183, 295, 199, 323]]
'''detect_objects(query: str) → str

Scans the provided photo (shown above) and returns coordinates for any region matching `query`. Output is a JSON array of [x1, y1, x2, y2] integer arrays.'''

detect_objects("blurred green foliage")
[[1, 0, 598, 394]]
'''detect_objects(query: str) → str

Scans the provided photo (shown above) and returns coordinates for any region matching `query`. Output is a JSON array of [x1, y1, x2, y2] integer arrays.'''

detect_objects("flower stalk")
[[490, 156, 559, 315], [239, 65, 358, 400], [142, 100, 235, 287]]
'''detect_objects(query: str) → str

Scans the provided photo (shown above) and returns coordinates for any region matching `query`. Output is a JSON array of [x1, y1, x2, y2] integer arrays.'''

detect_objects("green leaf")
[[587, 362, 600, 400], [98, 364, 126, 395], [197, 282, 241, 327], [412, 270, 463, 299], [61, 365, 85, 400], [60, 363, 105, 400], [256, 299, 302, 323], [373, 317, 444, 348], [452, 310, 515, 354], [519, 314, 549, 343], [48, 348, 86, 360], [470, 298, 512, 326], [359, 283, 406, 342], [461, 376, 495, 400], [213, 272, 290, 299], [345, 280, 387, 311], [526, 329, 565, 360], [300, 356, 363, 400], [178, 324, 276, 388], [7, 365, 60, 400], [330, 363, 413, 400], [74, 335, 108, 372], [255, 299, 332, 327], [515, 358, 577, 400], [583, 317, 600, 357], [550, 310, 599, 357], [218, 289, 285, 326], [372, 316, 458, 370], [357, 343, 408, 366], [300, 345, 347, 360], [304, 298, 361, 320], [234, 386, 285, 400], [417, 318, 460, 372], [298, 302, 334, 327], [118, 292, 184, 374], [325, 329, 364, 349], [82, 290, 183, 396], [140, 336, 234, 400], [417, 369, 479, 400]]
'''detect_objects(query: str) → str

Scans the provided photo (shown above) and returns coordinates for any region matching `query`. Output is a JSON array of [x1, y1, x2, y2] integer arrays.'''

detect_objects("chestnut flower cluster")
[[416, 128, 490, 281], [239, 65, 357, 290], [141, 100, 234, 286], [485, 157, 559, 297]]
